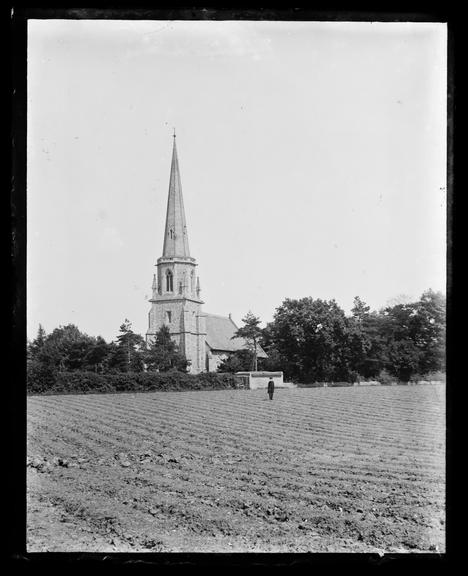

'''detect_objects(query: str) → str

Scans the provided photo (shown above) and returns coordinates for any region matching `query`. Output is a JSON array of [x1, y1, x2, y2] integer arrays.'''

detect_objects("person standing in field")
[[267, 378, 275, 400]]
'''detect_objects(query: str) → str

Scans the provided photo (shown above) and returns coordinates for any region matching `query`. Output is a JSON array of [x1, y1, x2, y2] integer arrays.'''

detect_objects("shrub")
[[27, 360, 57, 394], [327, 381, 355, 387], [424, 371, 446, 382], [297, 382, 328, 388], [342, 371, 360, 384], [51, 372, 114, 394], [377, 369, 397, 386], [409, 371, 446, 384], [27, 370, 240, 395]]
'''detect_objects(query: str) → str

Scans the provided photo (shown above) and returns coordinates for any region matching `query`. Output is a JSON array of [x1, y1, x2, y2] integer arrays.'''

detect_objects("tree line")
[[218, 289, 446, 383], [28, 289, 445, 385], [27, 321, 188, 386]]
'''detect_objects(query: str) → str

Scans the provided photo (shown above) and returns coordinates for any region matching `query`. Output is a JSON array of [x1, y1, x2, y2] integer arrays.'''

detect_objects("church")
[[146, 134, 267, 373]]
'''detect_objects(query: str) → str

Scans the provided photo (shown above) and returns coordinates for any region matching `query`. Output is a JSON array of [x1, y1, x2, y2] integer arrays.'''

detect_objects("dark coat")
[[267, 380, 275, 393]]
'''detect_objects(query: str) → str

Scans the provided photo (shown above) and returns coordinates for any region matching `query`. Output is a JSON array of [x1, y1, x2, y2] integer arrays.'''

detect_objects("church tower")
[[146, 134, 207, 373]]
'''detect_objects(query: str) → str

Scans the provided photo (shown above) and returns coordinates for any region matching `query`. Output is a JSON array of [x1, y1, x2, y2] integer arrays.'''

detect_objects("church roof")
[[205, 313, 267, 357], [162, 134, 191, 258]]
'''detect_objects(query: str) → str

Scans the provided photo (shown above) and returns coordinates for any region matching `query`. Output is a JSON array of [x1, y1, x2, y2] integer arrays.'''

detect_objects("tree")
[[348, 297, 371, 374], [30, 324, 96, 372], [375, 290, 446, 381], [217, 349, 253, 373], [386, 338, 422, 382], [83, 336, 112, 373], [347, 297, 386, 379], [351, 296, 370, 324], [28, 324, 47, 361], [233, 312, 263, 371], [257, 347, 284, 372], [108, 319, 145, 372], [357, 312, 389, 378], [385, 293, 414, 307], [269, 297, 353, 383], [413, 289, 446, 374], [145, 325, 189, 372], [257, 323, 285, 372]]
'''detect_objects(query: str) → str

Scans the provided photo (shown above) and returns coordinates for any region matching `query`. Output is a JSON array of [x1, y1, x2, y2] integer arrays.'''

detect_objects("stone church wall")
[[206, 350, 230, 373]]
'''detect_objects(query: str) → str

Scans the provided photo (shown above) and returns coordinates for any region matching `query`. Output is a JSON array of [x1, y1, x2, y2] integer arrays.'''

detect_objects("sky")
[[27, 19, 447, 342]]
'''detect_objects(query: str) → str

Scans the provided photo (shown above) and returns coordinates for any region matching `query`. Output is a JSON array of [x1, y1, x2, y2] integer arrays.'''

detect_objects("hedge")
[[27, 369, 241, 396], [297, 381, 355, 388]]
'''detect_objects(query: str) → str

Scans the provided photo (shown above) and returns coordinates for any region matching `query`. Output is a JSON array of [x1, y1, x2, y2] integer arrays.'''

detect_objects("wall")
[[147, 264, 206, 373], [236, 371, 284, 390], [206, 349, 229, 373], [182, 307, 206, 374]]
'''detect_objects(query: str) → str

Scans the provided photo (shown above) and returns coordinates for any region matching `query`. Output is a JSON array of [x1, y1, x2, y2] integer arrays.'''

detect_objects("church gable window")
[[165, 269, 173, 292]]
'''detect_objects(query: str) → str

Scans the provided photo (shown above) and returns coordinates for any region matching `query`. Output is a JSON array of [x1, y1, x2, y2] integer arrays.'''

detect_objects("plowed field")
[[27, 384, 445, 553]]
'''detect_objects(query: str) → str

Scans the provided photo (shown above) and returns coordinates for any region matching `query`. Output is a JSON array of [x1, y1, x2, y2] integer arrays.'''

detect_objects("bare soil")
[[27, 384, 445, 553]]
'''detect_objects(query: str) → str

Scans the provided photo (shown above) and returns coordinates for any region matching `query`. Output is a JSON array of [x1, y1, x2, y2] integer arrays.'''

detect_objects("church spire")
[[162, 132, 191, 258]]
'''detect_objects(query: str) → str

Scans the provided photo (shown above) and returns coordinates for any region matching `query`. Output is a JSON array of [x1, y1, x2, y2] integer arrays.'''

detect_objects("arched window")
[[191, 270, 195, 292], [165, 269, 173, 292]]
